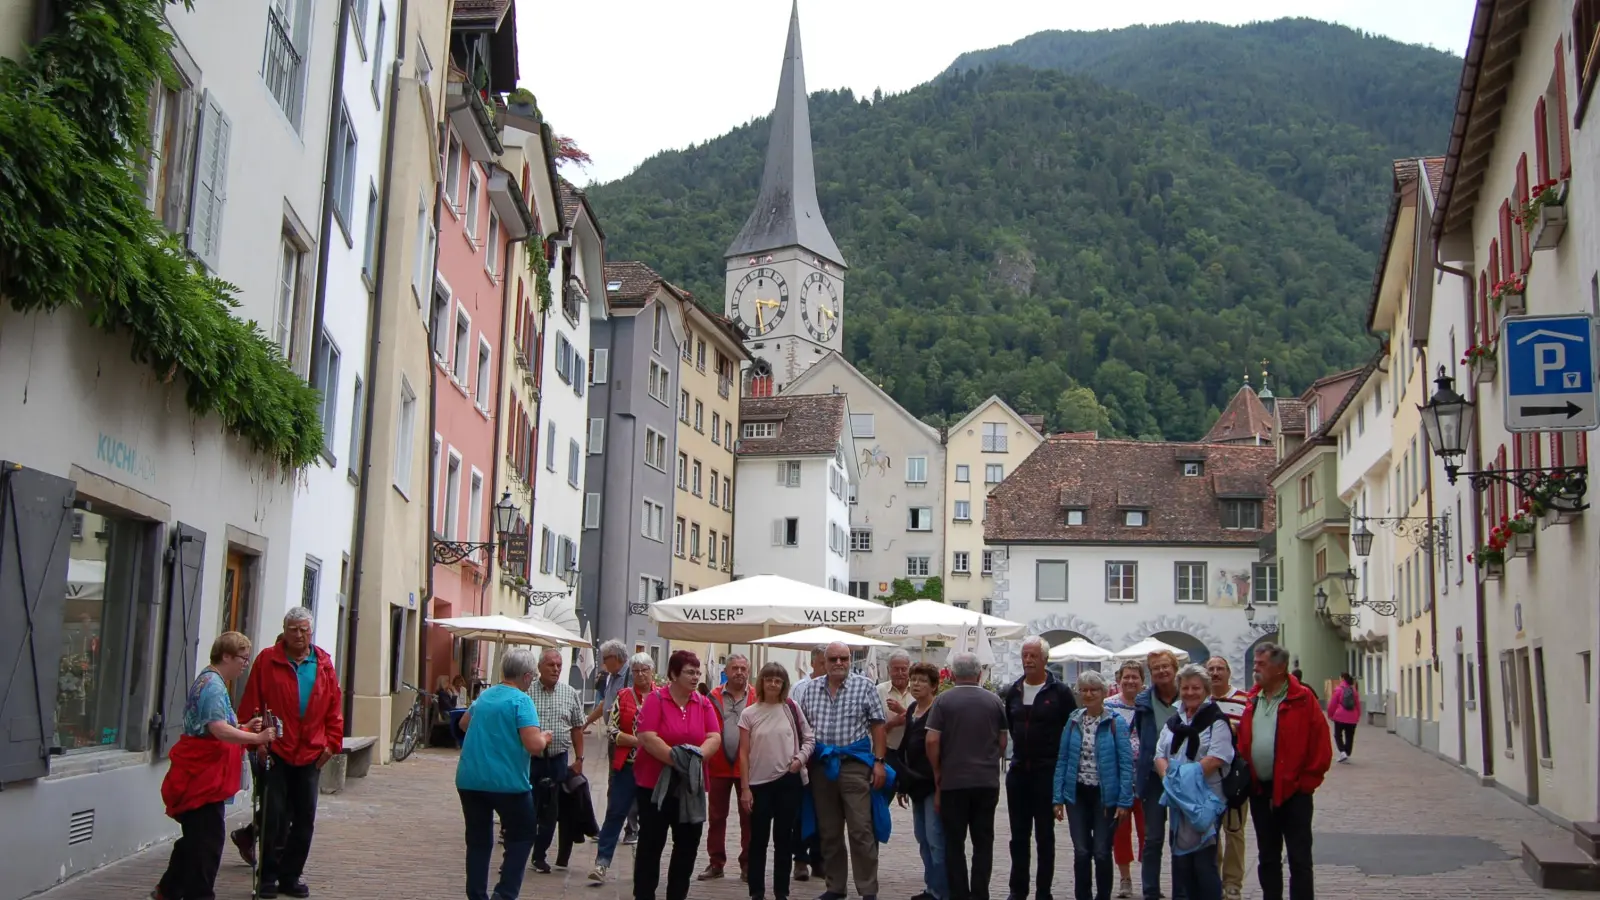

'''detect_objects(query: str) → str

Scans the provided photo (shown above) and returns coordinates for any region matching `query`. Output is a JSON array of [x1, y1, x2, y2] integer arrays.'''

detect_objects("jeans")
[[1141, 787, 1184, 900], [940, 786, 999, 900], [529, 752, 572, 866], [259, 756, 320, 888], [1006, 766, 1057, 900], [634, 791, 703, 900], [594, 764, 636, 867], [1332, 722, 1357, 757], [460, 789, 535, 900], [911, 793, 948, 900], [157, 801, 225, 900], [1171, 846, 1223, 900], [1250, 790, 1316, 900], [748, 773, 803, 900], [1066, 785, 1116, 900], [706, 774, 751, 870]]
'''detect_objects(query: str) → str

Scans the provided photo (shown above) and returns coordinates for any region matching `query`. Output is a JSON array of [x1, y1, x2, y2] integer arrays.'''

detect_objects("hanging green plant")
[[0, 0, 323, 471], [528, 241, 553, 314]]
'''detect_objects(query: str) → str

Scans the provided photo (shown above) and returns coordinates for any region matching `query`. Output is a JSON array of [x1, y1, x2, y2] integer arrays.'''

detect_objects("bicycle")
[[392, 682, 428, 762]]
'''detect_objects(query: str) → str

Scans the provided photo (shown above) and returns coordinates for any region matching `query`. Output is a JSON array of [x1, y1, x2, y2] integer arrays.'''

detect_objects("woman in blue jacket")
[[1053, 670, 1134, 900]]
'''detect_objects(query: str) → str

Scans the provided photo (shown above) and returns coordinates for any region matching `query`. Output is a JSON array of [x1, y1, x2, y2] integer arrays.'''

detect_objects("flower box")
[[1510, 528, 1535, 558], [1540, 507, 1581, 528], [1480, 560, 1504, 581], [1497, 291, 1526, 317], [1470, 354, 1497, 384], [1532, 203, 1567, 251]]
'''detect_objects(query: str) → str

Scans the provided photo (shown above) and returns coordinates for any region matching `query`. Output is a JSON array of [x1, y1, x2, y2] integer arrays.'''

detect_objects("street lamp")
[[432, 490, 523, 565], [1338, 567, 1358, 602], [1315, 585, 1359, 627], [1419, 367, 1589, 510], [1351, 513, 1452, 561], [1243, 601, 1278, 634], [1351, 519, 1375, 557]]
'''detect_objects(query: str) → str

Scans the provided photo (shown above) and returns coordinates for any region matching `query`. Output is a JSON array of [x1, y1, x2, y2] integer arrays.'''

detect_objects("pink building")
[[426, 1, 531, 690]]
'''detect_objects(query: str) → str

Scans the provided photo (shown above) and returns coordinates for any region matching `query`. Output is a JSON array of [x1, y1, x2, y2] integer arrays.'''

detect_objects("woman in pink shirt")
[[634, 650, 720, 900], [1328, 673, 1362, 763]]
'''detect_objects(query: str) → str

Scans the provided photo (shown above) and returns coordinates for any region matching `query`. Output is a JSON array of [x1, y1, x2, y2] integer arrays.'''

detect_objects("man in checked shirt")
[[528, 647, 586, 873], [795, 641, 889, 900]]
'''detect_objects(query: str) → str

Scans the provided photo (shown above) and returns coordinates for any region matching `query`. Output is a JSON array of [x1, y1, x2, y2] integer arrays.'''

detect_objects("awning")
[[648, 576, 890, 642]]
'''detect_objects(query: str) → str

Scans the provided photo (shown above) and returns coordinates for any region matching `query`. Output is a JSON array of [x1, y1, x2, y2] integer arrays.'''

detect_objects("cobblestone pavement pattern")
[[36, 728, 1574, 899]]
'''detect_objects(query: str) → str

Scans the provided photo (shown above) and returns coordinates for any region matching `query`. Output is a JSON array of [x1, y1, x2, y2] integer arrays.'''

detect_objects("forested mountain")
[[585, 20, 1462, 440], [950, 19, 1462, 254]]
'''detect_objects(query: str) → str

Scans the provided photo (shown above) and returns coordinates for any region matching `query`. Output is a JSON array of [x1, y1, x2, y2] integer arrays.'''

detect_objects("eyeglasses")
[[827, 655, 851, 662]]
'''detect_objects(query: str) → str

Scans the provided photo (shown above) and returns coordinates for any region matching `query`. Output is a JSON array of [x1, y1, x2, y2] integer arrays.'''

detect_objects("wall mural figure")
[[1211, 568, 1252, 607], [859, 445, 892, 478]]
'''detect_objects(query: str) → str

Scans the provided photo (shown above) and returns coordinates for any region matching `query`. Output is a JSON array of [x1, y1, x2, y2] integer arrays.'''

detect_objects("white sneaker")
[[1117, 876, 1133, 898], [588, 865, 608, 883], [1337, 750, 1348, 763]]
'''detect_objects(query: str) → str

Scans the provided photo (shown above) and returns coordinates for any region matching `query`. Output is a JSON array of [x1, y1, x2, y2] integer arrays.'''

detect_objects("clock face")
[[800, 272, 840, 342], [729, 268, 789, 338]]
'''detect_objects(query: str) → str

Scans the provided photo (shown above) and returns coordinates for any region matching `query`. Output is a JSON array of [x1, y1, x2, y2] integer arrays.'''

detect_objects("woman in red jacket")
[[155, 632, 274, 900]]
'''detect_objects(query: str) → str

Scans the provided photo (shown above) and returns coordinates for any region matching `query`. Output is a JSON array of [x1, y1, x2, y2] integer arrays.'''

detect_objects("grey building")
[[581, 262, 688, 667]]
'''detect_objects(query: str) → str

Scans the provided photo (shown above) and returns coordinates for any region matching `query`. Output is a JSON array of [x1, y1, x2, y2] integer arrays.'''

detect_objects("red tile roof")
[[985, 436, 1276, 545], [737, 394, 847, 457], [1422, 157, 1445, 197], [604, 261, 679, 305], [1275, 398, 1307, 437], [1203, 385, 1276, 445]]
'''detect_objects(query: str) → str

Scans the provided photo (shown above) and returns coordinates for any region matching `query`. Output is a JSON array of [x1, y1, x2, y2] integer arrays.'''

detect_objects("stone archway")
[[1149, 630, 1211, 666], [1039, 629, 1092, 684]]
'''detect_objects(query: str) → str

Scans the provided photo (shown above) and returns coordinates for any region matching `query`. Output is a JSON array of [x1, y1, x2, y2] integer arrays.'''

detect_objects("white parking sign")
[[1501, 314, 1600, 433]]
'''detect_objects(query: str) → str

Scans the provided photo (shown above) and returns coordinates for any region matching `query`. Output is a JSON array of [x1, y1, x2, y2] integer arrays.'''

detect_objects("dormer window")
[[743, 421, 777, 439], [1066, 509, 1086, 526], [1182, 461, 1203, 477], [1123, 510, 1148, 527], [1222, 500, 1262, 530]]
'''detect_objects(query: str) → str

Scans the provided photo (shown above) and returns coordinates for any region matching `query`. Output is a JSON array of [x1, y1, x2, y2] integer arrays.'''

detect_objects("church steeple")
[[724, 1, 845, 267]]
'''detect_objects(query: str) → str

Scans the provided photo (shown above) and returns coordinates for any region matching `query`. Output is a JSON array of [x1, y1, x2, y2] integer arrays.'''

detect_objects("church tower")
[[725, 1, 847, 396]]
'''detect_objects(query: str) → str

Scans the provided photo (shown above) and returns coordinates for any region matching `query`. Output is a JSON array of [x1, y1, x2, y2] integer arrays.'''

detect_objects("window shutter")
[[187, 90, 232, 271], [1512, 435, 1525, 506], [641, 503, 651, 538], [1556, 40, 1572, 178], [1516, 155, 1531, 270], [1578, 432, 1590, 465], [591, 348, 609, 384], [0, 465, 75, 781], [574, 359, 585, 397], [776, 461, 787, 485], [1550, 431, 1565, 467], [584, 493, 601, 529], [159, 522, 207, 756], [1497, 204, 1513, 276], [587, 418, 604, 454], [771, 519, 784, 546], [1534, 97, 1550, 183], [1477, 271, 1489, 343]]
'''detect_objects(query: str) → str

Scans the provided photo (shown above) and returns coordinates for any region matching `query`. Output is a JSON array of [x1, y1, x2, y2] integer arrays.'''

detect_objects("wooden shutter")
[[771, 519, 785, 546], [590, 348, 609, 384], [1534, 97, 1551, 183], [1512, 435, 1525, 506], [1556, 40, 1573, 178], [587, 417, 604, 455], [0, 465, 75, 782], [187, 90, 232, 271], [158, 522, 207, 756], [1516, 155, 1531, 270], [1550, 430, 1565, 467], [1478, 271, 1489, 344], [1497, 203, 1513, 275]]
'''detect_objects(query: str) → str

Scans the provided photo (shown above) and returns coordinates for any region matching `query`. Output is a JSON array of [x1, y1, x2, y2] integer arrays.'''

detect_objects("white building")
[[1331, 351, 1394, 722], [985, 435, 1280, 687], [524, 179, 602, 617], [733, 394, 855, 593], [0, 0, 339, 893], [284, 0, 402, 667]]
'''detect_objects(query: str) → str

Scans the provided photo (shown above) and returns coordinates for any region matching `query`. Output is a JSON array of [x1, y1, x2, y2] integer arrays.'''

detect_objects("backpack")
[[1339, 685, 1356, 711]]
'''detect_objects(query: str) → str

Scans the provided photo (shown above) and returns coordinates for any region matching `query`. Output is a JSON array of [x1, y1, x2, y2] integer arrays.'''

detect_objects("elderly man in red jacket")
[[236, 607, 344, 899], [1236, 643, 1331, 900], [700, 653, 756, 882]]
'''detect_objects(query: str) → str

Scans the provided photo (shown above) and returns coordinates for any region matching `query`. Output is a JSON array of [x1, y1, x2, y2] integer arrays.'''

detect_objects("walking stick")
[[252, 707, 278, 900]]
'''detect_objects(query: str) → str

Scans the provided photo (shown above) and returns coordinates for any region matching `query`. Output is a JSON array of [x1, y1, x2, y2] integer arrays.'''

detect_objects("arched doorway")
[[1150, 630, 1210, 666], [1040, 629, 1101, 684], [1238, 632, 1278, 687]]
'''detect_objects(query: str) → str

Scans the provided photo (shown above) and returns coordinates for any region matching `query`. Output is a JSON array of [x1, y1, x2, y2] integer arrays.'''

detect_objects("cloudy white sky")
[[517, 0, 1474, 186]]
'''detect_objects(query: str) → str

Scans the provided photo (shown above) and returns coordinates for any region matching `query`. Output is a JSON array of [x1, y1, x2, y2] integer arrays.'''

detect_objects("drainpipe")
[[1437, 251, 1494, 780], [345, 0, 407, 722]]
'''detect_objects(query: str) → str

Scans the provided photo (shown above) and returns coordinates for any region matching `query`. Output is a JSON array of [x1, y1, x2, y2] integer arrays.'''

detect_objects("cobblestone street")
[[38, 727, 1575, 899]]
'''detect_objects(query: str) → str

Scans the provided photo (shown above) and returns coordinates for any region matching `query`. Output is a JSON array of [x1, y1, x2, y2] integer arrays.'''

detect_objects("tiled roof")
[[1268, 365, 1369, 479], [1203, 385, 1275, 445], [1422, 157, 1445, 197], [737, 394, 846, 457], [1275, 398, 1307, 436], [556, 177, 604, 238], [452, 0, 511, 28], [986, 436, 1276, 545], [604, 261, 665, 304]]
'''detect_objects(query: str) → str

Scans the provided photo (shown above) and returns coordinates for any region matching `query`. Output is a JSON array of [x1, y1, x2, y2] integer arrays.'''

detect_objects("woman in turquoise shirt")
[[457, 648, 553, 900]]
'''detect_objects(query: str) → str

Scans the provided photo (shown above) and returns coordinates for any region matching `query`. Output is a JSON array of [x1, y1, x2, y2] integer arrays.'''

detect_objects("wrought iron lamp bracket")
[[1351, 599, 1397, 617], [1454, 466, 1589, 513], [432, 540, 494, 566], [1357, 515, 1452, 559]]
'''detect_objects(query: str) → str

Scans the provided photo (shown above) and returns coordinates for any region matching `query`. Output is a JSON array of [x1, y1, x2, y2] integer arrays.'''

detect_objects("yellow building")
[[945, 396, 1046, 610], [671, 296, 750, 602]]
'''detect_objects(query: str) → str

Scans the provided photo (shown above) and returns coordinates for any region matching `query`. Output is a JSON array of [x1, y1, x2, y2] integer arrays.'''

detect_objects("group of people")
[[155, 607, 345, 900]]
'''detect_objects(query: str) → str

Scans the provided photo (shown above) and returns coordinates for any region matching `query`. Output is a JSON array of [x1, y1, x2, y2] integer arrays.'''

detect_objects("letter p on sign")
[[1535, 342, 1567, 387]]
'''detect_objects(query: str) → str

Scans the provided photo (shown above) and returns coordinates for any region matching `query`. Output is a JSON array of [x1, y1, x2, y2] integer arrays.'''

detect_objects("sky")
[[517, 0, 1476, 186]]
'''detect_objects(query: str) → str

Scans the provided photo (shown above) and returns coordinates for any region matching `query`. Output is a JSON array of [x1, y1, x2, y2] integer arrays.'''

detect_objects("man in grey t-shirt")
[[928, 653, 1008, 900]]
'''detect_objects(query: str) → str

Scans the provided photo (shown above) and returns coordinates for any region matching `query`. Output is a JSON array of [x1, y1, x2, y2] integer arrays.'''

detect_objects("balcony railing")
[[262, 8, 302, 120]]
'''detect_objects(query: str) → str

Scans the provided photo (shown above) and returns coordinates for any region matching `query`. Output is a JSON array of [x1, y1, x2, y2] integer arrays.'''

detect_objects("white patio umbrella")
[[518, 614, 590, 648], [1114, 637, 1192, 663], [648, 575, 891, 642], [870, 599, 1027, 641], [750, 626, 895, 651], [428, 614, 590, 648], [1049, 637, 1116, 663]]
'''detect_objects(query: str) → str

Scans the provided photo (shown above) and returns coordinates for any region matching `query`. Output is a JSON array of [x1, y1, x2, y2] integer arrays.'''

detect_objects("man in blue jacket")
[[1131, 649, 1184, 900], [1001, 636, 1076, 900]]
